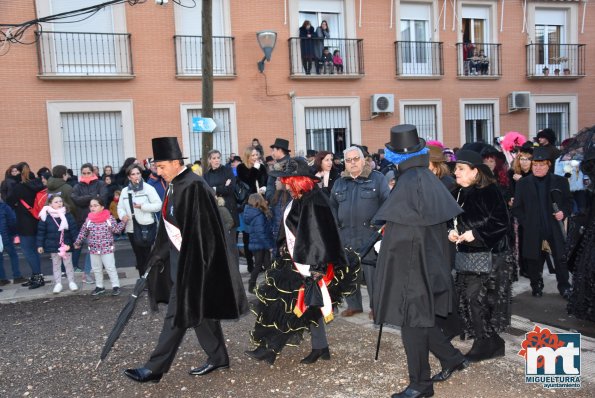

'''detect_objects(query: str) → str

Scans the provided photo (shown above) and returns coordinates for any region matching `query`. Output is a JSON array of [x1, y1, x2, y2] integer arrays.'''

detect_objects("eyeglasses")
[[344, 156, 361, 163], [519, 157, 532, 161]]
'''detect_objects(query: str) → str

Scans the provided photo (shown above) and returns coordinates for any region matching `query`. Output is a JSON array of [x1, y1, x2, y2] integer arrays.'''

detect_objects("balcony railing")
[[174, 35, 236, 77], [395, 41, 443, 77], [288, 37, 364, 77], [35, 31, 133, 77], [456, 43, 502, 77], [526, 44, 585, 78]]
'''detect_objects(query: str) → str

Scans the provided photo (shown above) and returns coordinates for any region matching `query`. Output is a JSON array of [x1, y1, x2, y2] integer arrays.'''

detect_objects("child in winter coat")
[[333, 49, 343, 74], [0, 200, 20, 286], [74, 198, 128, 296], [243, 193, 274, 293], [109, 190, 125, 241], [37, 195, 80, 293], [320, 47, 334, 74]]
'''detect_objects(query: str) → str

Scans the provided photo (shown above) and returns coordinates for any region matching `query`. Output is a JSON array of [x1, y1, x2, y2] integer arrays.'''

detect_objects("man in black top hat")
[[124, 137, 248, 383], [373, 125, 467, 398], [512, 146, 572, 298]]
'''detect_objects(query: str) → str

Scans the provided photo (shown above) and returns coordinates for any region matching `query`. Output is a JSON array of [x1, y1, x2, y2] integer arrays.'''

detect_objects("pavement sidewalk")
[[1, 257, 593, 386]]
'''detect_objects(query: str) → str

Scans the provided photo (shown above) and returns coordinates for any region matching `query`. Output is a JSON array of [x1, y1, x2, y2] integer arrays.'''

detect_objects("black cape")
[[373, 155, 462, 327], [147, 168, 248, 328]]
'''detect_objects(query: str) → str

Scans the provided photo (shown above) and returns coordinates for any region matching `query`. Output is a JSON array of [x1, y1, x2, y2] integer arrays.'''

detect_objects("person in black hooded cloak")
[[373, 125, 468, 398]]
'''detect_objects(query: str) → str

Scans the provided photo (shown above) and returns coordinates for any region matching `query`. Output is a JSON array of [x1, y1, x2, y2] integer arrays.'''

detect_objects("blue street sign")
[[192, 117, 217, 133]]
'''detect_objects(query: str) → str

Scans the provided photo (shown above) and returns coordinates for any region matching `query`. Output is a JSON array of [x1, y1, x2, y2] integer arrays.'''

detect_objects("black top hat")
[[536, 128, 557, 146], [270, 138, 291, 152], [386, 124, 426, 154], [532, 147, 551, 162], [152, 137, 187, 162], [455, 149, 494, 177], [306, 149, 317, 157], [269, 157, 320, 181], [516, 141, 535, 154]]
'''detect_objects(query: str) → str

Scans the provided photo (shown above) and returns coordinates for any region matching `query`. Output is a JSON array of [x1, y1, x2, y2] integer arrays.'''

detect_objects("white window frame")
[[396, 1, 439, 42], [46, 100, 136, 167], [457, 1, 498, 43], [180, 102, 238, 160], [526, 2, 578, 44], [529, 94, 577, 141], [293, 97, 361, 156], [289, 0, 357, 38], [399, 99, 443, 142], [458, 99, 500, 145], [174, 0, 231, 36]]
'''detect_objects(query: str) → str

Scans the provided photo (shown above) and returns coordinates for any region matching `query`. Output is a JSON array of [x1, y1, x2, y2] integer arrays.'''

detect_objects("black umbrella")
[[96, 267, 152, 369], [550, 189, 567, 240]]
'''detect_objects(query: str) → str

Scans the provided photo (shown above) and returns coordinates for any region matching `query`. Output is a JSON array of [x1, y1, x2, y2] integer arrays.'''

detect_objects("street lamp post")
[[256, 31, 277, 73]]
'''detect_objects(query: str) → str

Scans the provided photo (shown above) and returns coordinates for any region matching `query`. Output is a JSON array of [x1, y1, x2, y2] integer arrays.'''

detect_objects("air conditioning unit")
[[508, 91, 531, 111], [371, 94, 395, 113]]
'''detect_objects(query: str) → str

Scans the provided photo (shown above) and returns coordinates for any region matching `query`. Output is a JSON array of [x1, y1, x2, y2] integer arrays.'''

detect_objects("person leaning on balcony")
[[315, 20, 331, 74], [299, 20, 316, 75]]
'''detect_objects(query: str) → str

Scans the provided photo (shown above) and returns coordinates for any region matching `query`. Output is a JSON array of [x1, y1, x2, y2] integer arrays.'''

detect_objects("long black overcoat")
[[372, 155, 462, 327], [147, 168, 248, 328]]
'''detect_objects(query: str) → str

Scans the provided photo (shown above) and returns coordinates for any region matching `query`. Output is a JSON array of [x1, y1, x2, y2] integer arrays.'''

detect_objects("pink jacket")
[[74, 215, 125, 255]]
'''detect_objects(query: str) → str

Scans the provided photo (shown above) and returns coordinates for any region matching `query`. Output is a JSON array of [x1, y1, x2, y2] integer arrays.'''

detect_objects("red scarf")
[[79, 175, 98, 184], [87, 209, 111, 223]]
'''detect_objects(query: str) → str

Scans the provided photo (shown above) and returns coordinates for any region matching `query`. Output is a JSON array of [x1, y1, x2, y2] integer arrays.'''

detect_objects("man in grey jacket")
[[329, 145, 390, 319]]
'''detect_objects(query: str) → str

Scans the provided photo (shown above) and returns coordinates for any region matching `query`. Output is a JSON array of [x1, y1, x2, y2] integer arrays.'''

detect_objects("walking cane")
[[375, 324, 383, 360]]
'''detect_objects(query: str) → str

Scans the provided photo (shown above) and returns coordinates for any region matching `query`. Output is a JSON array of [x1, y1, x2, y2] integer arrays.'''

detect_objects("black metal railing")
[[35, 31, 132, 76], [526, 43, 585, 77], [456, 43, 501, 77], [395, 41, 443, 76], [174, 35, 236, 77], [288, 37, 364, 76]]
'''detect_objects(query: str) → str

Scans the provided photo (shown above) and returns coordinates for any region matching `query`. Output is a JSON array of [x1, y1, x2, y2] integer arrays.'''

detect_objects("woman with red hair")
[[245, 158, 357, 365], [481, 147, 511, 203]]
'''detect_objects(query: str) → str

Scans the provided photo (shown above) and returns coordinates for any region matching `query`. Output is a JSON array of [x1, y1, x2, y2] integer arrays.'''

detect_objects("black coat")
[[36, 213, 79, 253], [299, 26, 316, 60], [451, 184, 510, 254], [6, 179, 45, 236], [512, 173, 572, 259], [146, 168, 248, 328], [237, 163, 268, 194], [71, 179, 109, 225], [203, 165, 239, 227], [372, 155, 463, 327]]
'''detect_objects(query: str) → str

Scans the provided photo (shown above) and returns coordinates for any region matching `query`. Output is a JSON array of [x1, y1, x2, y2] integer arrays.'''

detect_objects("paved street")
[[0, 240, 594, 397]]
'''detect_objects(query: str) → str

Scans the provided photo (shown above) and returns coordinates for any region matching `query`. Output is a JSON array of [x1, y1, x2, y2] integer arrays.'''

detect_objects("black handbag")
[[454, 251, 493, 274], [234, 180, 250, 204], [128, 193, 157, 247]]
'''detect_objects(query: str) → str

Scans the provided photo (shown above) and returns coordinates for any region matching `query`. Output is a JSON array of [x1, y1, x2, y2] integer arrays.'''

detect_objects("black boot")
[[28, 274, 45, 290], [248, 281, 256, 294], [531, 279, 544, 297], [245, 347, 276, 364], [300, 347, 330, 364], [465, 335, 505, 362]]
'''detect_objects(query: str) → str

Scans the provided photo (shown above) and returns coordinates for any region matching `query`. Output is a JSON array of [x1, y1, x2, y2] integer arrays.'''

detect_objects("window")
[[46, 101, 136, 171], [304, 107, 350, 153], [174, 0, 234, 76], [401, 103, 441, 141], [464, 104, 495, 143], [36, 0, 130, 76], [535, 9, 567, 73], [299, 0, 345, 37], [61, 112, 124, 172], [399, 2, 435, 75], [536, 103, 570, 143], [293, 97, 361, 155]]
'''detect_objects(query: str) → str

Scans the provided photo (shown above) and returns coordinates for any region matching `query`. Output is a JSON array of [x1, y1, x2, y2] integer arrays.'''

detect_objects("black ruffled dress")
[[249, 187, 358, 353]]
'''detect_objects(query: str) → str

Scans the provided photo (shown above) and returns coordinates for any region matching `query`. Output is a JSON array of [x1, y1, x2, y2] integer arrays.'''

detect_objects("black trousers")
[[525, 236, 570, 294], [127, 233, 151, 277], [249, 249, 271, 285], [242, 232, 254, 269], [145, 249, 229, 374], [401, 323, 465, 394]]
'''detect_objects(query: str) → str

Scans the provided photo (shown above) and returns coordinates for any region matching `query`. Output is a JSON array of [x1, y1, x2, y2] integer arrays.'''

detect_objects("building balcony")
[[35, 31, 133, 79], [395, 41, 443, 78], [174, 35, 236, 78], [526, 44, 585, 79], [288, 37, 364, 79], [456, 43, 502, 78]]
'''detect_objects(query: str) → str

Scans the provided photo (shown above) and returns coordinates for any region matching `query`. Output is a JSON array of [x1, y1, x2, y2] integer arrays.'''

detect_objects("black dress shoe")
[[431, 359, 470, 382], [391, 386, 434, 398], [300, 347, 330, 364], [124, 367, 163, 383], [189, 362, 229, 376], [244, 347, 276, 364]]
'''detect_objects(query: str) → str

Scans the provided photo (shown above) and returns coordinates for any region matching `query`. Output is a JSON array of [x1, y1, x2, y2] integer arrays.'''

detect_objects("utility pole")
[[201, 0, 213, 167]]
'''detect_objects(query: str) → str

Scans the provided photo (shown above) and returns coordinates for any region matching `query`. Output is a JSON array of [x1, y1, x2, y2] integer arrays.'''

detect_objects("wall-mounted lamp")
[[256, 30, 277, 73]]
